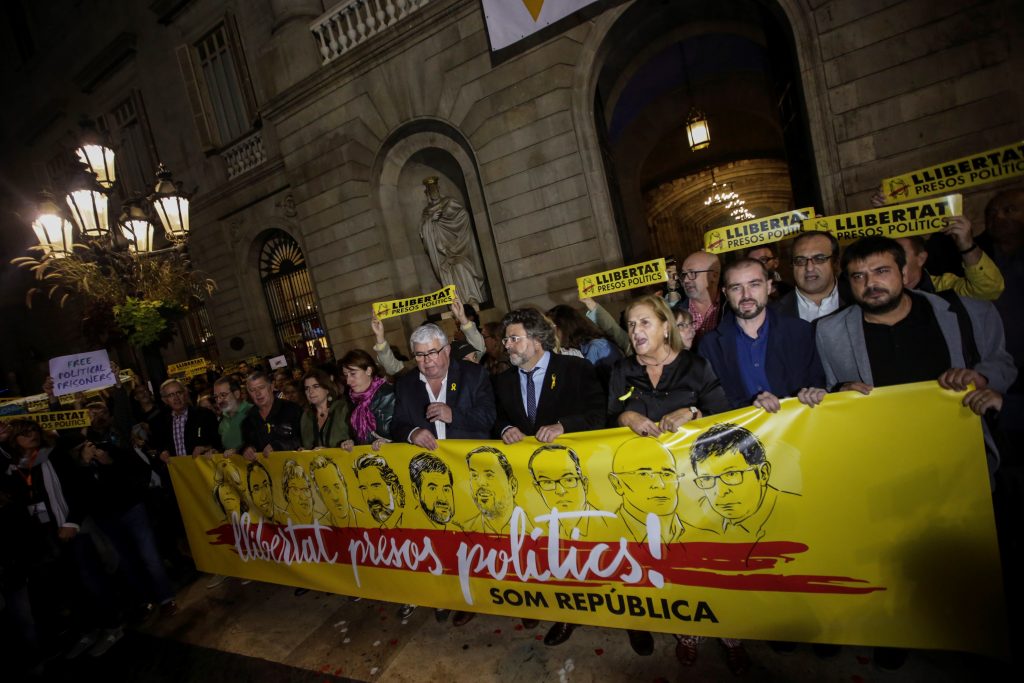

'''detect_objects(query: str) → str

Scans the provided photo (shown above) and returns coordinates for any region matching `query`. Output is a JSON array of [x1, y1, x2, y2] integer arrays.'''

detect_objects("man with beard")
[[353, 454, 404, 529], [212, 377, 252, 453], [408, 453, 457, 530], [309, 455, 360, 527], [463, 446, 519, 534], [457, 445, 537, 629], [699, 258, 826, 412], [494, 308, 605, 444], [816, 236, 1016, 476], [246, 460, 287, 524]]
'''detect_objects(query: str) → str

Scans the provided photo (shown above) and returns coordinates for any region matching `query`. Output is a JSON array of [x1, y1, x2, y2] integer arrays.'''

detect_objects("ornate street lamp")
[[149, 164, 190, 243], [118, 198, 156, 254], [64, 162, 110, 239], [74, 117, 117, 190], [31, 191, 76, 258]]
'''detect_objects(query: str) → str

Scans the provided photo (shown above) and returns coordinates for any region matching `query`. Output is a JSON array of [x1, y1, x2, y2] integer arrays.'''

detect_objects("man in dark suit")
[[392, 323, 496, 450], [494, 308, 605, 444], [391, 322, 496, 625], [151, 379, 221, 462], [700, 259, 827, 413], [775, 231, 848, 322]]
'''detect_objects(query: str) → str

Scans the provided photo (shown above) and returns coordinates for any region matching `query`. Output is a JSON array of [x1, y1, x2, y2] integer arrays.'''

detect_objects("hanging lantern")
[[686, 107, 711, 151], [118, 199, 156, 254], [64, 163, 109, 239], [149, 164, 190, 243], [74, 117, 117, 190], [31, 191, 76, 258]]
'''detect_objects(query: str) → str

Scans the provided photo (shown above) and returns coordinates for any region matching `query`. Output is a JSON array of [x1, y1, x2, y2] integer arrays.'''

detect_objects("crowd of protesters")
[[2, 186, 1022, 677]]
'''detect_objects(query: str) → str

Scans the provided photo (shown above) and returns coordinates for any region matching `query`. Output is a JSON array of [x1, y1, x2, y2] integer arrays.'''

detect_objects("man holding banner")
[[817, 236, 1016, 476]]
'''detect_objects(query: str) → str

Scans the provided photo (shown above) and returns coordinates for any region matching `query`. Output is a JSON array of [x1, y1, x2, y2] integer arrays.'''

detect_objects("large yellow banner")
[[880, 141, 1024, 203], [169, 383, 1005, 656]]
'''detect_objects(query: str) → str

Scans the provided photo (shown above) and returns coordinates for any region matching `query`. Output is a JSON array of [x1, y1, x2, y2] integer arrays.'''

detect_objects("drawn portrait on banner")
[[246, 460, 287, 524], [409, 452, 460, 530], [528, 444, 611, 540], [607, 437, 686, 544], [309, 454, 361, 528], [463, 446, 522, 534], [688, 423, 800, 542], [354, 454, 405, 528], [282, 459, 315, 524], [213, 458, 248, 521]]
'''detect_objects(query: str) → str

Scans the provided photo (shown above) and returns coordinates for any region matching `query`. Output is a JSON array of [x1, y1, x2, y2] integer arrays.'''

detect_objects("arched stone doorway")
[[584, 0, 822, 265]]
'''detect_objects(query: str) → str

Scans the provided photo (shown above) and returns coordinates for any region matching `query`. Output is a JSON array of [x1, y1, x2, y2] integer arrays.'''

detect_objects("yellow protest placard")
[[703, 208, 817, 254], [168, 357, 208, 378], [372, 285, 456, 320], [576, 258, 666, 299], [27, 396, 50, 413], [811, 194, 962, 243], [0, 409, 91, 430], [881, 141, 1024, 203], [169, 382, 1005, 656]]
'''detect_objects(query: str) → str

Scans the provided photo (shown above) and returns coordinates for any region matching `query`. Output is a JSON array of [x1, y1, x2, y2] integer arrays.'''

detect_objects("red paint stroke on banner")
[[205, 522, 884, 595]]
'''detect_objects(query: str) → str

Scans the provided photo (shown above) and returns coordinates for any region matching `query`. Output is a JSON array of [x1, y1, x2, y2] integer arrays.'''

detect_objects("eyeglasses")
[[792, 254, 832, 267], [213, 391, 233, 400], [501, 335, 527, 345], [534, 475, 581, 492], [752, 255, 775, 264], [681, 269, 714, 280], [694, 467, 759, 490], [161, 390, 185, 398], [413, 345, 447, 360], [614, 469, 680, 484]]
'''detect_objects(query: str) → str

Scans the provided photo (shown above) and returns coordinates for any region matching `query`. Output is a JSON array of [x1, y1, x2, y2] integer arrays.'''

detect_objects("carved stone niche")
[[376, 129, 507, 325]]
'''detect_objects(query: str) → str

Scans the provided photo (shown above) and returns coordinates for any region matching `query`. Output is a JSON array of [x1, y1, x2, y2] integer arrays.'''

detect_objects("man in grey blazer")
[[816, 236, 1016, 475]]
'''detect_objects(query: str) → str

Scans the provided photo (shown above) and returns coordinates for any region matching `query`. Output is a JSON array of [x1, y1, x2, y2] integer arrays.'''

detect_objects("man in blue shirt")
[[699, 258, 826, 412]]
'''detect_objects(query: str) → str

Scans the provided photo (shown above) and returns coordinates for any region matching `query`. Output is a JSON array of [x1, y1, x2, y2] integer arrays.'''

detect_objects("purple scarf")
[[349, 376, 386, 442]]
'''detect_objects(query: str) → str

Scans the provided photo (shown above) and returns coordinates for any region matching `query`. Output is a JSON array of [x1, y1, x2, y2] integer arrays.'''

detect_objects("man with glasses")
[[689, 422, 794, 540], [211, 376, 252, 452], [747, 245, 793, 299], [699, 258, 826, 412], [607, 437, 686, 544], [528, 443, 612, 646], [777, 231, 848, 322], [392, 323, 496, 449], [151, 379, 221, 463], [493, 308, 604, 446], [675, 251, 723, 345]]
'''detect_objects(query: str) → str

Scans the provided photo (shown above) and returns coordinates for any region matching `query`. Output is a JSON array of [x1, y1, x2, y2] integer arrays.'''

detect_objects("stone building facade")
[[0, 0, 1022, 381]]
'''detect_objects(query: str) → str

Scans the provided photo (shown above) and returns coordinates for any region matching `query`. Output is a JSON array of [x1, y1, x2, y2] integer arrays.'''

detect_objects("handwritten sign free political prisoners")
[[48, 350, 116, 397], [880, 141, 1024, 203], [576, 258, 667, 299]]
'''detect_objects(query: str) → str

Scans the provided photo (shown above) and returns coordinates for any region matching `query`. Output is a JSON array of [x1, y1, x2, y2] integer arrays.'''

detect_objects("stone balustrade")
[[310, 0, 431, 65], [221, 130, 267, 180]]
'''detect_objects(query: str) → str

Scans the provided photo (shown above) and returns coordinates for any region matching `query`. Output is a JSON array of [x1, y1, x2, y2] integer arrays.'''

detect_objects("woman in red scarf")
[[339, 350, 396, 450]]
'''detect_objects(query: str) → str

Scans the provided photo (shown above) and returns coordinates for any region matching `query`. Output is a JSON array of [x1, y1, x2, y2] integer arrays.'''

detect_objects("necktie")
[[524, 368, 537, 424]]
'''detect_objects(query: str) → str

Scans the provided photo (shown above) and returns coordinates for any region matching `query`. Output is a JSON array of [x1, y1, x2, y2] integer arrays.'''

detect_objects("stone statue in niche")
[[418, 176, 488, 305]]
